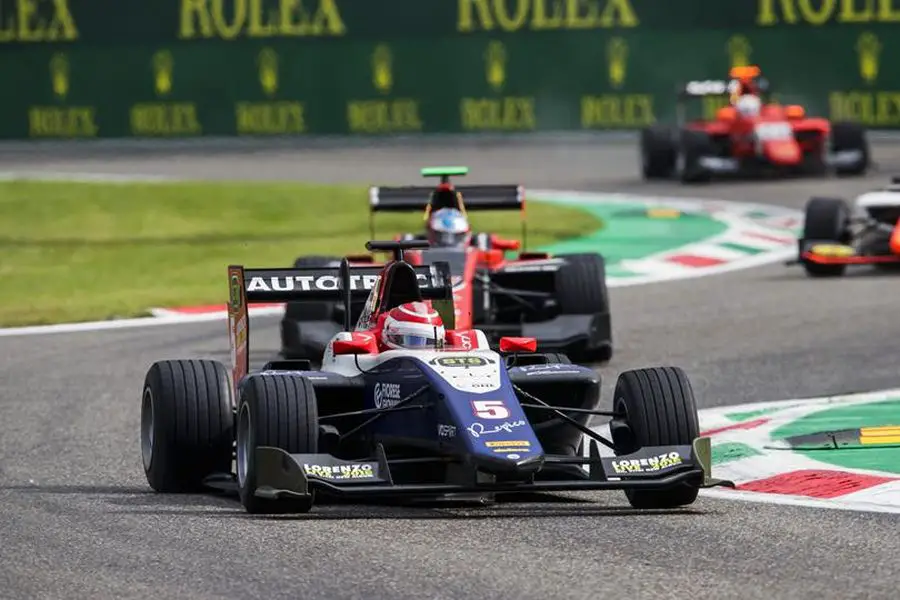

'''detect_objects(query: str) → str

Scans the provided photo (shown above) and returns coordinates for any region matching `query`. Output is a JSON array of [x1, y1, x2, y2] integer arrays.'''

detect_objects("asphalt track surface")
[[2, 136, 900, 599]]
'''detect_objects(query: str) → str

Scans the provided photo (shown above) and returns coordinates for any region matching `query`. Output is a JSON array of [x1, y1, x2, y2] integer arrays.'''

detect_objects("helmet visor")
[[385, 333, 436, 348], [431, 230, 467, 247]]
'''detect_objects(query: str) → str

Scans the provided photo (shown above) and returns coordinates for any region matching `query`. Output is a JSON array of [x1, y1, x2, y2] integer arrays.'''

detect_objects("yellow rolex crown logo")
[[372, 44, 392, 94], [857, 32, 881, 84], [485, 41, 506, 92], [49, 53, 69, 100], [258, 48, 279, 96], [153, 50, 174, 97], [727, 35, 752, 68], [607, 37, 628, 89]]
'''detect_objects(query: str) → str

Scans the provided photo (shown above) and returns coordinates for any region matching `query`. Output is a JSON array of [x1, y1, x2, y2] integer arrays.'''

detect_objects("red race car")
[[280, 167, 613, 364], [640, 65, 870, 183]]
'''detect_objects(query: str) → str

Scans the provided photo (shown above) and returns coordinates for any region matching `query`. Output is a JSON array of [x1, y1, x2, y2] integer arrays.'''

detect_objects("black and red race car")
[[787, 177, 900, 277], [280, 167, 613, 365], [640, 65, 870, 183]]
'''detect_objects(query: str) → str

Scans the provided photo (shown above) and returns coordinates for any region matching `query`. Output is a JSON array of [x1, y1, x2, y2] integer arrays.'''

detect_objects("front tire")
[[640, 126, 676, 179], [801, 197, 850, 278], [236, 374, 319, 514], [141, 359, 234, 493], [610, 367, 701, 509]]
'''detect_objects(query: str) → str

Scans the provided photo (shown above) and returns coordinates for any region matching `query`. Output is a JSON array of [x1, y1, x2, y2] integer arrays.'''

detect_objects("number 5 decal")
[[471, 400, 510, 419]]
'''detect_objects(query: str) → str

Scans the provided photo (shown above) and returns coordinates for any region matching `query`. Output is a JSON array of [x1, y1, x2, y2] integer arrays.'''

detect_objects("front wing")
[[791, 239, 900, 266], [249, 437, 733, 502]]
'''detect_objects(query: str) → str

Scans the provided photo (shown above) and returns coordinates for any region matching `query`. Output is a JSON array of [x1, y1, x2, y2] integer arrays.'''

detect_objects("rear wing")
[[226, 257, 453, 396], [676, 75, 771, 123], [678, 80, 735, 99], [368, 184, 524, 214], [368, 184, 527, 247]]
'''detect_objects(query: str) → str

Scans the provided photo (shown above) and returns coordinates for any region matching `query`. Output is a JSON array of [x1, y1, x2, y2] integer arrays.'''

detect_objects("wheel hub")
[[237, 404, 251, 488], [140, 388, 154, 471]]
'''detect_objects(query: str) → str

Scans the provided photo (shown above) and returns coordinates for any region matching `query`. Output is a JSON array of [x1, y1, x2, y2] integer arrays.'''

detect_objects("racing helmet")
[[381, 302, 445, 350], [735, 94, 762, 118], [427, 207, 471, 248]]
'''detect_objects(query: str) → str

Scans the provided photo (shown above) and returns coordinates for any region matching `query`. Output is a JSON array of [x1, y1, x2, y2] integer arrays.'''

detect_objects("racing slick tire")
[[831, 122, 870, 176], [610, 366, 701, 509], [640, 126, 676, 179], [281, 255, 340, 359], [236, 373, 319, 514], [801, 197, 850, 278], [555, 253, 612, 363], [677, 130, 714, 184], [141, 359, 234, 493]]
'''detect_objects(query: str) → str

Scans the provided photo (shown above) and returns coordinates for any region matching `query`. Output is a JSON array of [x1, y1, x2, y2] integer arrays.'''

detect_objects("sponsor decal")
[[500, 258, 565, 273], [457, 332, 474, 350], [229, 273, 242, 312], [471, 400, 511, 419], [684, 80, 729, 96], [467, 419, 527, 439], [610, 452, 684, 475], [373, 382, 402, 409], [521, 363, 581, 376], [246, 272, 439, 293], [809, 243, 855, 257], [485, 440, 530, 448], [438, 424, 457, 438], [431, 355, 490, 367], [303, 463, 376, 481], [507, 454, 521, 460]]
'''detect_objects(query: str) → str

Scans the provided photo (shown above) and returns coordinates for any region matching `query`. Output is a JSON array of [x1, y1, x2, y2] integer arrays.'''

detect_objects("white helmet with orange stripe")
[[381, 302, 445, 350]]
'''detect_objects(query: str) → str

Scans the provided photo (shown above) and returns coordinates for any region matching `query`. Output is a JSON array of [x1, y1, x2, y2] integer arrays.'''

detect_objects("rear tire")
[[281, 255, 340, 359], [141, 359, 234, 493], [801, 197, 850, 278], [556, 253, 612, 363], [610, 367, 701, 509], [236, 374, 319, 514]]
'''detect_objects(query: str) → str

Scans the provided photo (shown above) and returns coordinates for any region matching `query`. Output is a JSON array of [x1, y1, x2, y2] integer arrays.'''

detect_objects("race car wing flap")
[[369, 184, 524, 213]]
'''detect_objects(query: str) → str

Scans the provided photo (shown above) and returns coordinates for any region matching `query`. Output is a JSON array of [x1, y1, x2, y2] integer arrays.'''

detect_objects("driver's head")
[[735, 94, 762, 118], [428, 208, 471, 248], [381, 302, 445, 350]]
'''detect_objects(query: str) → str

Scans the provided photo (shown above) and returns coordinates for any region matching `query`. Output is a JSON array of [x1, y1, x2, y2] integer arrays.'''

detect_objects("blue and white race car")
[[139, 240, 731, 514]]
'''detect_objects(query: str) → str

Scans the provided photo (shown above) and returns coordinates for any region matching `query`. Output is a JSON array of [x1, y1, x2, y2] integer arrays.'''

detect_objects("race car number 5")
[[472, 400, 510, 419]]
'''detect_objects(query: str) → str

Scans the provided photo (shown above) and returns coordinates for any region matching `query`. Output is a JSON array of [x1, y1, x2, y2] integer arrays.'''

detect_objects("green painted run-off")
[[540, 202, 726, 277], [771, 399, 900, 475]]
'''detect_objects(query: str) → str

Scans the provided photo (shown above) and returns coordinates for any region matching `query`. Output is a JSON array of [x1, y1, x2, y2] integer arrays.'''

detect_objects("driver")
[[379, 302, 445, 350], [728, 66, 763, 118], [427, 207, 471, 248]]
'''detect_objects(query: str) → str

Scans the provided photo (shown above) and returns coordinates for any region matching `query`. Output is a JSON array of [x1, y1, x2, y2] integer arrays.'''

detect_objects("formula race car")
[[641, 65, 870, 183], [280, 167, 612, 365], [789, 176, 900, 277], [139, 239, 732, 514]]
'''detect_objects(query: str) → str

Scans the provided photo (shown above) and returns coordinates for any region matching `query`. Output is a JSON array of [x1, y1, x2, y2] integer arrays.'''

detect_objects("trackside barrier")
[[4, 0, 899, 140]]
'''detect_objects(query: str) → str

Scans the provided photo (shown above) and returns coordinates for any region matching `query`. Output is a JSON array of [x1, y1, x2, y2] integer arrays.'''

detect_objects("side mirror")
[[333, 339, 374, 356], [499, 336, 537, 353]]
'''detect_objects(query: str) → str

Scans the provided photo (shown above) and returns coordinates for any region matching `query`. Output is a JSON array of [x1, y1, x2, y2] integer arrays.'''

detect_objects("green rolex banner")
[[2, 0, 900, 140]]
